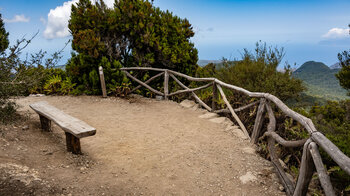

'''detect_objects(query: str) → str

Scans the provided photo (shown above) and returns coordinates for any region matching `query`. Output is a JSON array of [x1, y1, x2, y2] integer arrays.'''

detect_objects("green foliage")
[[60, 77, 76, 95], [29, 67, 67, 94], [307, 100, 350, 192], [215, 42, 305, 102], [109, 80, 131, 97], [195, 63, 216, 78], [113, 0, 198, 74], [0, 12, 66, 123], [67, 0, 198, 95], [43, 74, 76, 95], [0, 13, 9, 53], [44, 75, 62, 94], [0, 13, 14, 123], [293, 61, 348, 100], [337, 50, 350, 95]]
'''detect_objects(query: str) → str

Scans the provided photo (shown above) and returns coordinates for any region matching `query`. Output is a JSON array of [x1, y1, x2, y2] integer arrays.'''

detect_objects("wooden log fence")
[[118, 67, 350, 196]]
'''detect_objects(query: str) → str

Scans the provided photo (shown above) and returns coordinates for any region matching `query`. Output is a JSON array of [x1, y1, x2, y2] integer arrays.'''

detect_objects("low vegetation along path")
[[2, 96, 285, 195]]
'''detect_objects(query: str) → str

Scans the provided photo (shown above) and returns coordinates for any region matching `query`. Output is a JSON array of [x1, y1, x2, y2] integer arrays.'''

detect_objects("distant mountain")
[[293, 61, 347, 101], [54, 64, 66, 70], [197, 60, 222, 67], [330, 62, 341, 69]]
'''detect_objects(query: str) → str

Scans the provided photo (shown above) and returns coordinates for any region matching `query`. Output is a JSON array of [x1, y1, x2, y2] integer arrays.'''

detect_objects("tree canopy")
[[337, 50, 350, 95], [0, 13, 9, 54], [335, 24, 350, 95], [67, 0, 198, 94]]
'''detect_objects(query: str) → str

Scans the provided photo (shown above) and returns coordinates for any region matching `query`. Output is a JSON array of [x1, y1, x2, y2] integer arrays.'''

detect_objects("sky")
[[1, 0, 350, 68]]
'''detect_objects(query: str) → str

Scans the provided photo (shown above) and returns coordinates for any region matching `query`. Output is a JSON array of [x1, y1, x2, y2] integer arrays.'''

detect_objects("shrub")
[[0, 12, 67, 123], [44, 75, 62, 94], [215, 42, 305, 102], [308, 100, 350, 193], [60, 77, 76, 95]]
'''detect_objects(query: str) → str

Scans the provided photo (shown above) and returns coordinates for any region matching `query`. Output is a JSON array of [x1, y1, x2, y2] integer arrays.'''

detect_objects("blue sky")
[[1, 0, 350, 68]]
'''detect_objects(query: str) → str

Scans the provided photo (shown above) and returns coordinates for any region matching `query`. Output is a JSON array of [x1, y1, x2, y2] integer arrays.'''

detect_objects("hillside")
[[293, 61, 348, 101]]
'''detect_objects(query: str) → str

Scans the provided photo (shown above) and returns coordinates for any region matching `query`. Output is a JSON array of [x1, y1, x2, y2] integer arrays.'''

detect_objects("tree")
[[113, 0, 198, 74], [67, 0, 198, 94], [335, 51, 350, 95], [337, 51, 350, 95], [0, 13, 9, 53], [336, 24, 350, 95]]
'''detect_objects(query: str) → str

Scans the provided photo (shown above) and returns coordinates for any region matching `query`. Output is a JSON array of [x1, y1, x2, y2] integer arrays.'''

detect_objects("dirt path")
[[0, 95, 285, 195]]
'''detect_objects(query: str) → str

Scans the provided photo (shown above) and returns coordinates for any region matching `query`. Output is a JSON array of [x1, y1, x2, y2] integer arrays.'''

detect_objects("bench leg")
[[39, 115, 51, 132], [65, 132, 81, 154]]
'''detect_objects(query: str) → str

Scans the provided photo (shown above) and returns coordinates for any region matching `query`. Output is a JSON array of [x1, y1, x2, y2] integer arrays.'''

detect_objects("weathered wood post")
[[212, 81, 217, 110], [99, 66, 107, 98], [216, 84, 249, 138], [266, 103, 295, 196], [39, 115, 51, 132], [164, 70, 169, 100], [251, 98, 266, 144], [293, 140, 315, 196], [309, 142, 336, 196], [65, 132, 82, 154]]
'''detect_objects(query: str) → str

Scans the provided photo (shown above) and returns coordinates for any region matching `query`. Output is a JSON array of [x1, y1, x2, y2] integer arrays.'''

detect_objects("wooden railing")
[[120, 67, 350, 196]]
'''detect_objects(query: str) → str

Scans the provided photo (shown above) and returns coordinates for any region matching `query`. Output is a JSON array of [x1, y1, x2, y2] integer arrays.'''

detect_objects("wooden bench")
[[30, 101, 96, 154]]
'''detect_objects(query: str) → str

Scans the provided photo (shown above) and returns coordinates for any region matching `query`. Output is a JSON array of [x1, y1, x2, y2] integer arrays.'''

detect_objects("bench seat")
[[30, 101, 96, 154]]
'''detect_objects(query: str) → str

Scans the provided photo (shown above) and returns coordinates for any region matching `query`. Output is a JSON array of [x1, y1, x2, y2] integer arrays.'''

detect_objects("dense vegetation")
[[0, 13, 69, 123], [0, 13, 13, 123], [306, 101, 350, 193], [67, 0, 198, 95], [337, 50, 350, 95], [195, 42, 305, 102]]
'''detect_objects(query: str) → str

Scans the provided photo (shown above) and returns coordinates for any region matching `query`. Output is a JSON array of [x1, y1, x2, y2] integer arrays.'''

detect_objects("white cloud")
[[43, 0, 114, 39], [322, 28, 349, 39], [4, 14, 30, 23], [43, 0, 77, 39]]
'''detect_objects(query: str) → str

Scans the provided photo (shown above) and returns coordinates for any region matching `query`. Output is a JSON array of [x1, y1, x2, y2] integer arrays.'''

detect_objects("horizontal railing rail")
[[119, 67, 350, 196]]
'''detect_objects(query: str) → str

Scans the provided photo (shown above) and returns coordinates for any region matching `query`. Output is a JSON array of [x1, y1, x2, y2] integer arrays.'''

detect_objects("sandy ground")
[[0, 95, 285, 195]]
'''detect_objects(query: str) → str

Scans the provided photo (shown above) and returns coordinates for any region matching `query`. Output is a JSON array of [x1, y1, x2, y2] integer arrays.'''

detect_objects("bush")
[[44, 75, 62, 94], [215, 42, 305, 102], [0, 12, 67, 123], [60, 77, 76, 95], [308, 100, 350, 193], [29, 67, 67, 94], [67, 0, 198, 95]]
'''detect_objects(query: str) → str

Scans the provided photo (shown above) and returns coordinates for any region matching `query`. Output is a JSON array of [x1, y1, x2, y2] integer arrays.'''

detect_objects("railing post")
[[251, 98, 266, 144], [164, 70, 169, 100], [216, 84, 250, 138], [212, 81, 217, 110], [266, 103, 295, 196], [309, 142, 336, 196], [293, 139, 315, 196], [99, 66, 107, 98]]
